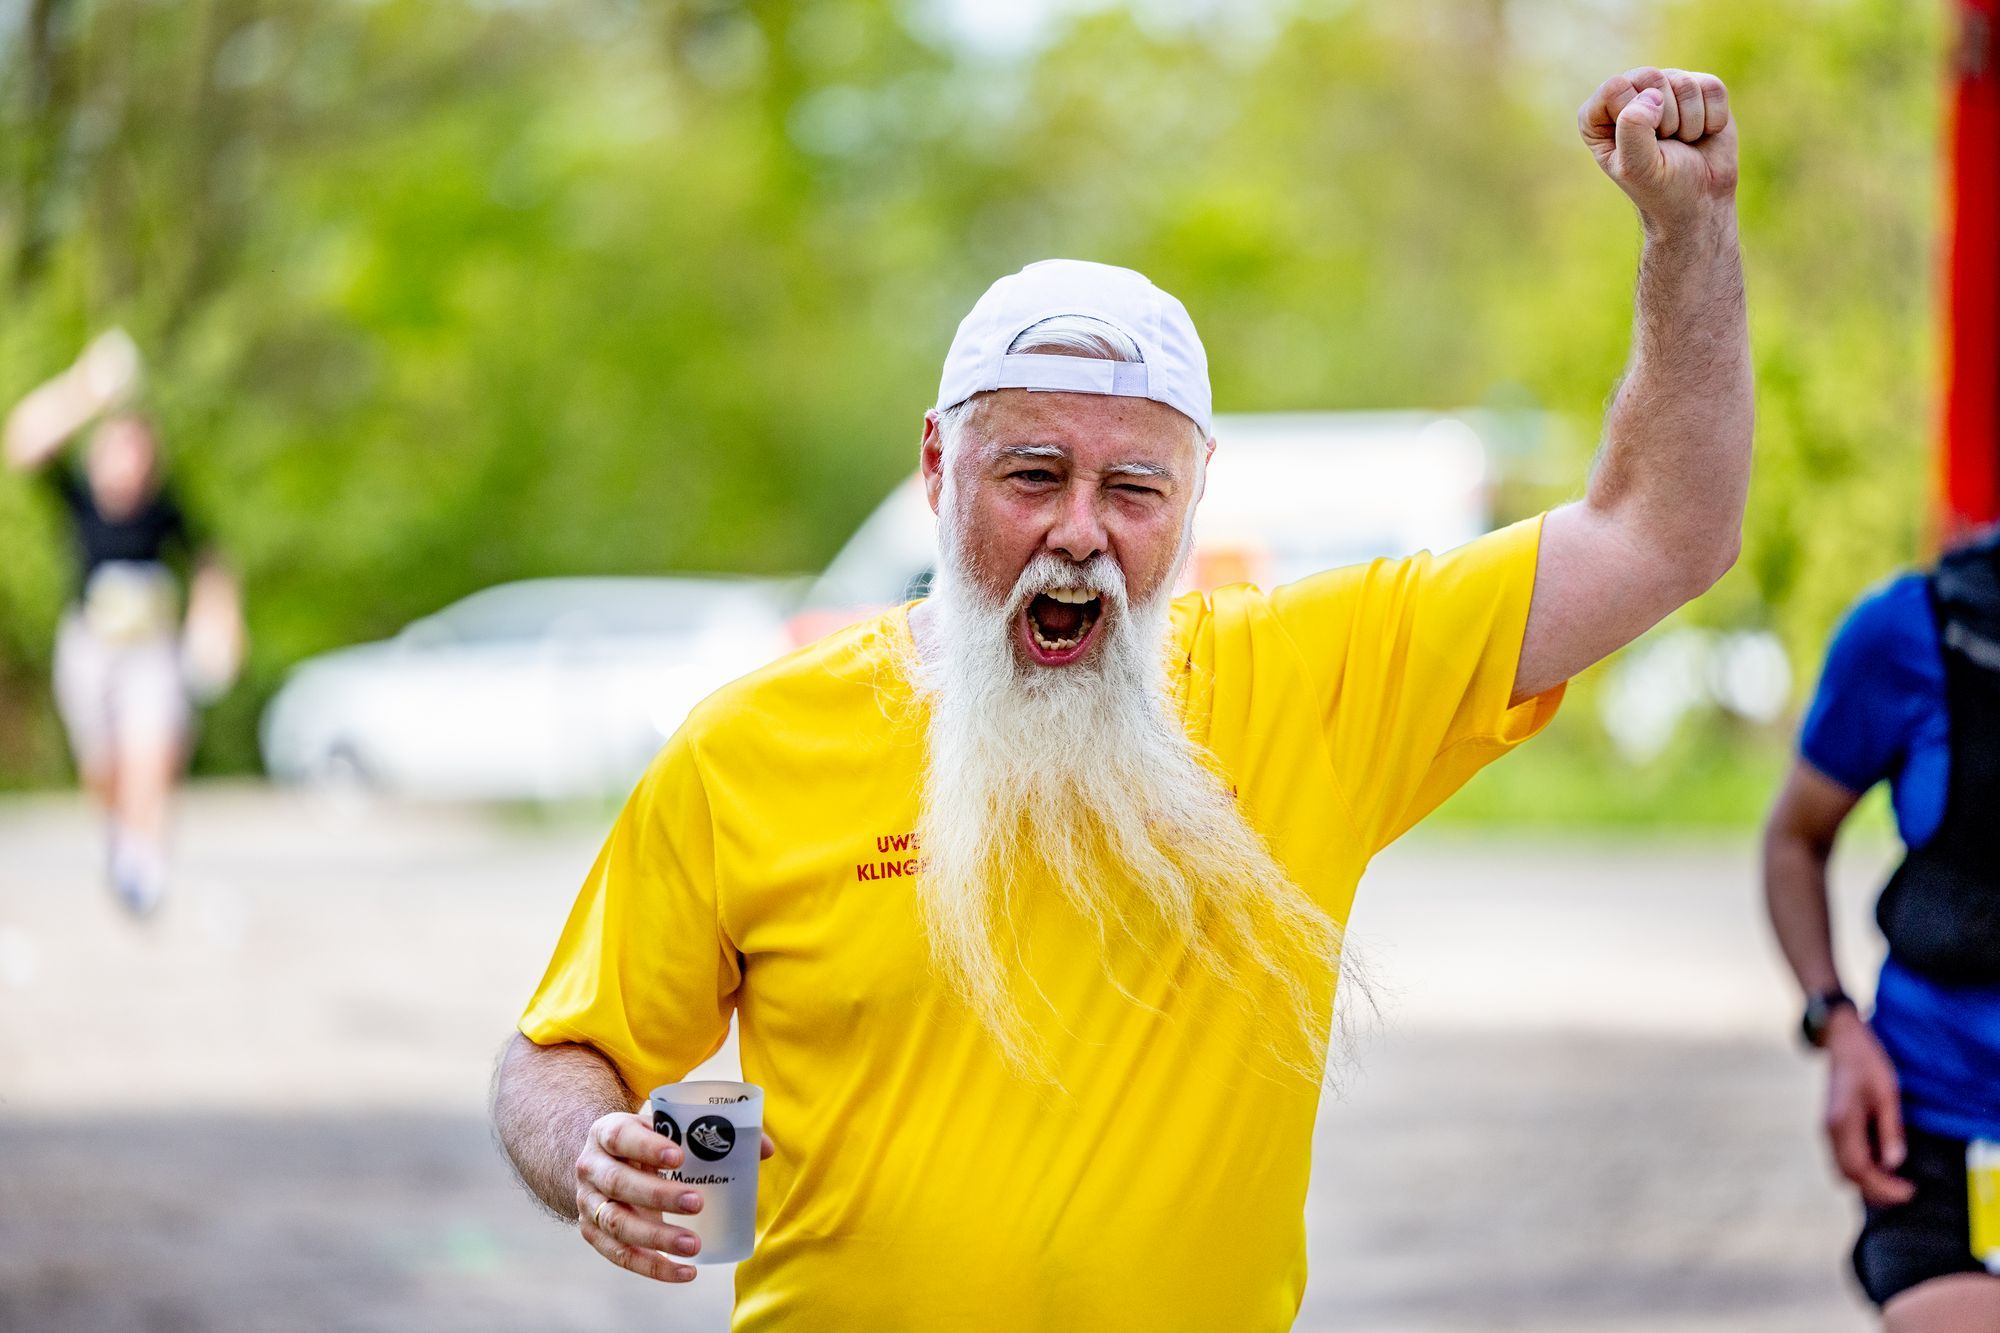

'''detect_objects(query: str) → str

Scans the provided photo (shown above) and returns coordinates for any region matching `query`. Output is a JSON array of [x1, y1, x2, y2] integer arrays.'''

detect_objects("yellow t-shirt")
[[520, 515, 1563, 1330]]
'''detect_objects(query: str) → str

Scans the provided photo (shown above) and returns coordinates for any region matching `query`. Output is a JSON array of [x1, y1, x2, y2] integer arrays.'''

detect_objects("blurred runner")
[[1765, 537, 2000, 1330], [3, 331, 243, 917]]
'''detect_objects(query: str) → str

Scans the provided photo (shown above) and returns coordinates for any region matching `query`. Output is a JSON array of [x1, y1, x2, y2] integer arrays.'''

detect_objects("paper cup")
[[649, 1081, 763, 1264]]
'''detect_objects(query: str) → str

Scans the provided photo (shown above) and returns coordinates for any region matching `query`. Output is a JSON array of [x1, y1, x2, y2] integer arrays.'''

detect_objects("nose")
[[1047, 486, 1108, 565]]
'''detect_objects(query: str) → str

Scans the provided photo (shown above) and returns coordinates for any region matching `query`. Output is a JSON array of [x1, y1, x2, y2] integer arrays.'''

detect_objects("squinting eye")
[[1114, 484, 1161, 497], [1011, 469, 1057, 484]]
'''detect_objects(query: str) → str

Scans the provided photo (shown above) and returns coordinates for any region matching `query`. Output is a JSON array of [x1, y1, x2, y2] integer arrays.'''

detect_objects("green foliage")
[[1430, 674, 1790, 831], [0, 0, 1953, 805]]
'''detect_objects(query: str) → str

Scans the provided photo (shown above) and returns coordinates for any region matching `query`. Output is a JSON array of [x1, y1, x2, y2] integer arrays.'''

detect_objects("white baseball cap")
[[934, 258, 1213, 439]]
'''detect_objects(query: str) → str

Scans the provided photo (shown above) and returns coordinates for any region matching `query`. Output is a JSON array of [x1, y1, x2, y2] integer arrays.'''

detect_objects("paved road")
[[0, 787, 1892, 1331]]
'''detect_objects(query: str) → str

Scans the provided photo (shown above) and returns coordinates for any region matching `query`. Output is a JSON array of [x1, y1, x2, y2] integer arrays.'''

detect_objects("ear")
[[1195, 434, 1215, 505], [920, 411, 946, 516]]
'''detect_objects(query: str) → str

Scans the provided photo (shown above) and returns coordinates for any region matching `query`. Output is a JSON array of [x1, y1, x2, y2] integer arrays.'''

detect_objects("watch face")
[[1802, 993, 1852, 1047]]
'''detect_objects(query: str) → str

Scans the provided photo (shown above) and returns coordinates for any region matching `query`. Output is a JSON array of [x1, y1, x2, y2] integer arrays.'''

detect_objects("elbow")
[[1758, 813, 1792, 877], [1656, 525, 1740, 605], [490, 1031, 535, 1114], [1762, 807, 1835, 878], [1758, 822, 1799, 908], [1684, 528, 1741, 598]]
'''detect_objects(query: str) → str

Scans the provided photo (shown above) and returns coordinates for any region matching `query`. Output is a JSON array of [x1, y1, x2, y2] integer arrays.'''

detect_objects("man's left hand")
[[1578, 67, 1737, 230]]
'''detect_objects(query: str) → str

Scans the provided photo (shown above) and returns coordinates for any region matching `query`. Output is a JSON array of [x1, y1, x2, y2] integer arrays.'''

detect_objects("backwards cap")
[[934, 259, 1212, 439]]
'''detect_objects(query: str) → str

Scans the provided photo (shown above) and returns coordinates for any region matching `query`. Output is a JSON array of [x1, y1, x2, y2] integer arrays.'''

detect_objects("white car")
[[261, 576, 804, 800], [792, 411, 1502, 637]]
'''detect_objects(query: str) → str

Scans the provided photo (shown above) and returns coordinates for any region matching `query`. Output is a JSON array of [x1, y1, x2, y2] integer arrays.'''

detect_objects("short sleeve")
[[1264, 513, 1564, 852], [519, 731, 742, 1096], [1798, 574, 1935, 796]]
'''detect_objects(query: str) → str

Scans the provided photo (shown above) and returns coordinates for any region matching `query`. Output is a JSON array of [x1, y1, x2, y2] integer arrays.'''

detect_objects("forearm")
[[188, 555, 240, 610], [3, 372, 92, 471], [1762, 828, 1844, 998], [491, 1032, 637, 1220], [1591, 207, 1752, 593]]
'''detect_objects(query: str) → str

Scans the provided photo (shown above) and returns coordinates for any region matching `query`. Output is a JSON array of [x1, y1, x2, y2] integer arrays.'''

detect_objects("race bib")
[[82, 561, 177, 644], [1971, 1139, 2000, 1274]]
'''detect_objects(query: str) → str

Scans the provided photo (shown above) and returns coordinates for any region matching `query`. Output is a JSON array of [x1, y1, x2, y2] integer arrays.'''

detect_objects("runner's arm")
[[4, 373, 97, 471], [491, 1032, 641, 1220], [1512, 69, 1750, 704], [1763, 759, 1861, 1000], [3, 330, 141, 472], [1763, 759, 1915, 1206], [182, 553, 247, 697], [492, 1032, 775, 1282]]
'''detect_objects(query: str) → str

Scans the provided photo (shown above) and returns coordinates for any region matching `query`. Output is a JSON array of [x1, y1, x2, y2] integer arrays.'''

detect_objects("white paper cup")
[[649, 1081, 763, 1264]]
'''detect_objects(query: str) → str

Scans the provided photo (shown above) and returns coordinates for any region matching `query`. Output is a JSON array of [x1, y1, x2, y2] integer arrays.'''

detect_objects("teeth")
[[1030, 623, 1081, 651], [1025, 592, 1100, 657]]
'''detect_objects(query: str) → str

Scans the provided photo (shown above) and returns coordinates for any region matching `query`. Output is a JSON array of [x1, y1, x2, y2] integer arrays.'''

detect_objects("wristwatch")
[[1801, 988, 1856, 1048]]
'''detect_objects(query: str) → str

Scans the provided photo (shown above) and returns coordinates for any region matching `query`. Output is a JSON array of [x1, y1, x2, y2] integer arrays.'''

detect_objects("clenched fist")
[[1580, 67, 1737, 229]]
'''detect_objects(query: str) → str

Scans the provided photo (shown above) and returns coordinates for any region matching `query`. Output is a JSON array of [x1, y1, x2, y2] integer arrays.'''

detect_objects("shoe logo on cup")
[[687, 1116, 736, 1162], [653, 1111, 682, 1145]]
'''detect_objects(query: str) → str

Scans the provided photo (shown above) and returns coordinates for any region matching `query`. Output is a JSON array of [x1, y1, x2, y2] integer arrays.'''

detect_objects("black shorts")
[[1852, 1125, 1988, 1306]]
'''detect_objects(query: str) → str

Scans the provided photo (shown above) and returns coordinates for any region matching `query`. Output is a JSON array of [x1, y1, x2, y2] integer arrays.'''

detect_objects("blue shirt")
[[1800, 573, 2000, 1141]]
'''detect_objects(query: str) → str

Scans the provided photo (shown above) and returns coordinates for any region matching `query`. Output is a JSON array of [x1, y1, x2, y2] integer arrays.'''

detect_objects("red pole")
[[1941, 0, 2000, 544]]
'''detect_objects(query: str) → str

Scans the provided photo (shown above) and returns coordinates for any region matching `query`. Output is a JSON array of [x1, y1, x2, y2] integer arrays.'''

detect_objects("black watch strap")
[[1801, 988, 1855, 1048]]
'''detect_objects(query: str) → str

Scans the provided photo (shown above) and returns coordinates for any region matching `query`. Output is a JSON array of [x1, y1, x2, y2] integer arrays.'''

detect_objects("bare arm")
[[182, 554, 247, 699], [3, 329, 141, 472], [491, 1032, 776, 1282], [1513, 69, 1751, 704], [1761, 759, 1914, 1205], [1763, 759, 1862, 1000], [491, 1032, 636, 1220]]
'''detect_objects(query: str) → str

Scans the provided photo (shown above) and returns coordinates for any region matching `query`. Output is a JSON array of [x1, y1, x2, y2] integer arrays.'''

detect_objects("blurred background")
[[0, 0, 1975, 1328]]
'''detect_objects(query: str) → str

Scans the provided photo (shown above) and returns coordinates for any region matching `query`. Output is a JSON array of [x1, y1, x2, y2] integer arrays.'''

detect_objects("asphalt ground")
[[0, 786, 1892, 1331]]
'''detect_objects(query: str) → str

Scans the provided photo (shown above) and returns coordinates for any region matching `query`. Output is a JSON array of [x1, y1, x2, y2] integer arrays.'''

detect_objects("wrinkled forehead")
[[957, 388, 1202, 475]]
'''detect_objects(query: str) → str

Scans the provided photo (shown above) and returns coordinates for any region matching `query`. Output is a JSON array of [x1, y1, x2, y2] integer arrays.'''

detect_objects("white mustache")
[[1003, 552, 1129, 619]]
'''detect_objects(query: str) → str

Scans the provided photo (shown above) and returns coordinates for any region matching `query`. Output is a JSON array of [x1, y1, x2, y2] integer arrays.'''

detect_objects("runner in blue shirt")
[[1766, 562, 2000, 1330]]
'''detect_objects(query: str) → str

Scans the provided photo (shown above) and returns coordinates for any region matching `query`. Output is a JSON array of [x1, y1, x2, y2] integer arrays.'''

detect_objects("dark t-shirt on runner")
[[48, 469, 199, 593]]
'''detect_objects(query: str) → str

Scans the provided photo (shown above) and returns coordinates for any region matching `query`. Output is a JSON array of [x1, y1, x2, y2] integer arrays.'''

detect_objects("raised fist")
[[1579, 67, 1737, 228]]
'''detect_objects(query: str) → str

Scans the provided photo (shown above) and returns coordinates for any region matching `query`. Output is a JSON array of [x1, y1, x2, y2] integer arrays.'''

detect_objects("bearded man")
[[493, 67, 1748, 1329]]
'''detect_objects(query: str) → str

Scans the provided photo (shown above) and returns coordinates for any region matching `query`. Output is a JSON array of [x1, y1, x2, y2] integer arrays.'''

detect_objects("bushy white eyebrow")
[[990, 444, 1178, 483], [1107, 461, 1175, 480]]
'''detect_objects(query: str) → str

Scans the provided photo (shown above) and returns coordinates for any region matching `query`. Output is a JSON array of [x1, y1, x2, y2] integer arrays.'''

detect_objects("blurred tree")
[[0, 0, 1952, 798]]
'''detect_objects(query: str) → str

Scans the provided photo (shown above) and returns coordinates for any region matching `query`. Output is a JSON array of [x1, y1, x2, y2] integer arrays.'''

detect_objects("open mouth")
[[1019, 588, 1104, 666]]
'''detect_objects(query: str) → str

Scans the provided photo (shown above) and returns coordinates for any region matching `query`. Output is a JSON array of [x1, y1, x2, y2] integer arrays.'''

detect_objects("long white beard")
[[908, 510, 1351, 1083]]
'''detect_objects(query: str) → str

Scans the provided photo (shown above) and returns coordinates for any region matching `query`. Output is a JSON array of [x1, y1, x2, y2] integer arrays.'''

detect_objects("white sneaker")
[[108, 832, 167, 919]]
